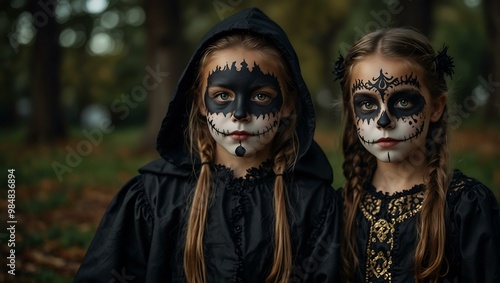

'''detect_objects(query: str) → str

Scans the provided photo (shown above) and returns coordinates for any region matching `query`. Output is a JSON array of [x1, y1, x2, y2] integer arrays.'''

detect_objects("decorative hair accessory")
[[435, 45, 454, 80], [332, 53, 346, 83]]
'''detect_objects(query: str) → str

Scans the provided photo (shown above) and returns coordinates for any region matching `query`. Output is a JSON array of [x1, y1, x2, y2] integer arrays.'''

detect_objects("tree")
[[140, 0, 186, 151], [483, 0, 500, 122], [27, 0, 66, 143], [393, 0, 433, 35]]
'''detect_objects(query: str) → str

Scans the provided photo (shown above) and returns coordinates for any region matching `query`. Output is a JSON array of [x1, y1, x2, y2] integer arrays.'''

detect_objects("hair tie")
[[275, 173, 284, 177], [201, 162, 211, 166], [435, 44, 454, 80], [332, 52, 346, 84]]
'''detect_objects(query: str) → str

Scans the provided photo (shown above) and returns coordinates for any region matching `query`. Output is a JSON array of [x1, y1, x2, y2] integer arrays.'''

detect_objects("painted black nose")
[[233, 108, 248, 119], [377, 111, 391, 128], [233, 97, 249, 119]]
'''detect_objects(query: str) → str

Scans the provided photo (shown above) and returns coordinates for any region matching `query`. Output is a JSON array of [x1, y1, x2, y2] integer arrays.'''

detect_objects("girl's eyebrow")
[[207, 84, 232, 90], [389, 88, 422, 96], [352, 92, 378, 99]]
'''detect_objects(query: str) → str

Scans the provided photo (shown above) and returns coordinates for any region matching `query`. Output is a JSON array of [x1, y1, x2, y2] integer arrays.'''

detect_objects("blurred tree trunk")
[[483, 0, 500, 121], [27, 0, 66, 143], [140, 0, 186, 152], [393, 0, 433, 35]]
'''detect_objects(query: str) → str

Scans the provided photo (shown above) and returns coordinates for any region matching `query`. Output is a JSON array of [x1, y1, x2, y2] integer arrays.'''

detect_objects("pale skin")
[[198, 47, 291, 177], [350, 55, 446, 194]]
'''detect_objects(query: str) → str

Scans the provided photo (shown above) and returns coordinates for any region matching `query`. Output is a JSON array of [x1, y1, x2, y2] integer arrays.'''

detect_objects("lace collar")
[[365, 182, 425, 199], [211, 159, 276, 186]]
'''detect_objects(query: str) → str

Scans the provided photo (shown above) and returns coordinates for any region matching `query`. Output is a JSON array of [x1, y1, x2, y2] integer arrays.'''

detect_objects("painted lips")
[[375, 137, 399, 148], [229, 131, 252, 141]]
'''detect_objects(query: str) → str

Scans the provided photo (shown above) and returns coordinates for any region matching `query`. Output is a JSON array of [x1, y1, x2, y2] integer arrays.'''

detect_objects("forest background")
[[1, 0, 499, 282]]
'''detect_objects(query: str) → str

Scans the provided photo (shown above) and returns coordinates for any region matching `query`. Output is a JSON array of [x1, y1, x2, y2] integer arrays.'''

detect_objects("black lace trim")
[[212, 159, 276, 188], [365, 183, 424, 199]]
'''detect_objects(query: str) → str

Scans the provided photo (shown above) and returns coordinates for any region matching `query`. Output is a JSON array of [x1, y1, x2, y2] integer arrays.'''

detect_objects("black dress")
[[353, 170, 500, 283], [74, 7, 341, 283]]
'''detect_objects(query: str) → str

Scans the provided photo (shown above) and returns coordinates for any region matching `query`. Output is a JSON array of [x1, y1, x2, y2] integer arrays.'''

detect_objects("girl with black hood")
[[75, 7, 341, 283]]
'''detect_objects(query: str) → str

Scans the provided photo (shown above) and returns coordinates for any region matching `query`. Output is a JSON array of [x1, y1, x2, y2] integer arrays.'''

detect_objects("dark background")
[[1, 0, 499, 281]]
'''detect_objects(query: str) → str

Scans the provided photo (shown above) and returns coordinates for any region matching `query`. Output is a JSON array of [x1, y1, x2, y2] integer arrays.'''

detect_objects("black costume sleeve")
[[74, 176, 154, 283], [452, 183, 500, 282], [300, 189, 342, 283]]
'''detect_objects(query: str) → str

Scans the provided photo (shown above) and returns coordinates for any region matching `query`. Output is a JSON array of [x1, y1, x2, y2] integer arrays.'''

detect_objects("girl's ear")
[[431, 94, 446, 122]]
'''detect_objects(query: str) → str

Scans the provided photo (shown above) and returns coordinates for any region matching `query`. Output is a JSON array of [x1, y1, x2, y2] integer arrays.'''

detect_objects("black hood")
[[156, 7, 320, 174]]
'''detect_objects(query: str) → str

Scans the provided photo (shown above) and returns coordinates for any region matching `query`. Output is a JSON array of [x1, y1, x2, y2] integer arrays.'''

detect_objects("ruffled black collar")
[[365, 182, 425, 199], [211, 159, 276, 186]]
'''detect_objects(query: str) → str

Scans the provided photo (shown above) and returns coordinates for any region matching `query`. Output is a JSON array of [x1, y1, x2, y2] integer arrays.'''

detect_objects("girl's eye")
[[360, 101, 376, 111], [252, 92, 272, 105], [254, 93, 269, 101], [395, 98, 413, 109], [213, 92, 232, 102]]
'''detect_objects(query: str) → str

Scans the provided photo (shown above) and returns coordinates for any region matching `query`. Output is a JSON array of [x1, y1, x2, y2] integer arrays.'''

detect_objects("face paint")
[[204, 59, 283, 158], [205, 60, 283, 118], [352, 69, 421, 103], [350, 60, 433, 163]]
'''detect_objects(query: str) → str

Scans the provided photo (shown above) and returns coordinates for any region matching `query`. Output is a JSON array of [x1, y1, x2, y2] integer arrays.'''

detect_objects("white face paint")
[[201, 48, 284, 160], [350, 56, 435, 163]]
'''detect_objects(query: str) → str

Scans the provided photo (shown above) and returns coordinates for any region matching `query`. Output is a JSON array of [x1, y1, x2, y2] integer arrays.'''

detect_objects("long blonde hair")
[[339, 28, 451, 283], [184, 32, 299, 283]]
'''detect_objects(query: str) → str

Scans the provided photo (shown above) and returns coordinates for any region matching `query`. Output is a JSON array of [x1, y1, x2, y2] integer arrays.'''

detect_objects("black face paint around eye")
[[204, 60, 283, 119], [351, 70, 421, 102], [353, 93, 380, 125], [387, 90, 426, 119]]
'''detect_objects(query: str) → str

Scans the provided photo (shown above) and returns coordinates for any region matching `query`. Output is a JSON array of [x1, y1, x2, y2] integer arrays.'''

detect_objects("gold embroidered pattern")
[[373, 219, 393, 242], [367, 250, 392, 280], [360, 189, 424, 283]]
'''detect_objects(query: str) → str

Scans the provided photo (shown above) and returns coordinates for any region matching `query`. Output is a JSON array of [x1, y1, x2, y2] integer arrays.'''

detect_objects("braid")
[[414, 114, 450, 282], [184, 138, 214, 283], [341, 144, 374, 280], [341, 107, 375, 281], [265, 109, 298, 283], [185, 100, 216, 282], [265, 150, 294, 283]]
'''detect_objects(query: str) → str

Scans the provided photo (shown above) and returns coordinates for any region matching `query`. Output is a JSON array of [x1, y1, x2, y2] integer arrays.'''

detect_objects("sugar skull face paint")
[[350, 56, 434, 163], [201, 49, 284, 158]]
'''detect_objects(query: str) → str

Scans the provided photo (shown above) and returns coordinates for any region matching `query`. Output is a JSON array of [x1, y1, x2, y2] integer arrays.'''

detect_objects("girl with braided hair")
[[75, 8, 341, 283], [334, 27, 500, 282]]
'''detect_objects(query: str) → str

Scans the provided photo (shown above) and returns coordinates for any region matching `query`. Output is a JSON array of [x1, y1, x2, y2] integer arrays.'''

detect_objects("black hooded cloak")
[[74, 7, 341, 283]]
